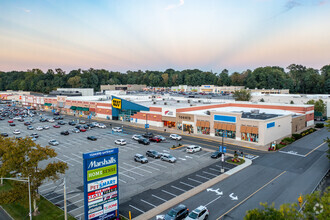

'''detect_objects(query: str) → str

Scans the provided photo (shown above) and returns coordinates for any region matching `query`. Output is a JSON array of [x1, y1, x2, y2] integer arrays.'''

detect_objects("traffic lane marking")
[[304, 142, 326, 157], [216, 171, 287, 220]]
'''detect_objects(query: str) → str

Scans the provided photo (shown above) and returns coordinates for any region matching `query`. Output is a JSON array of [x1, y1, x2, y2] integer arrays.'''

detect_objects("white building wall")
[[261, 115, 292, 145]]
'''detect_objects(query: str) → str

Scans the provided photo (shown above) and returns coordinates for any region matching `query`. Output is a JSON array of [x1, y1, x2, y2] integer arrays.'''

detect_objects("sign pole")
[[64, 176, 67, 220], [28, 176, 32, 220]]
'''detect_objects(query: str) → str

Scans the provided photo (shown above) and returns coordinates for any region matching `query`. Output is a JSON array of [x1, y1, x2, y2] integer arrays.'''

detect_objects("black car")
[[60, 130, 69, 135], [15, 136, 22, 140], [39, 118, 47, 122], [83, 125, 90, 130], [68, 121, 76, 126], [30, 133, 39, 138], [138, 138, 150, 145], [53, 112, 60, 115], [58, 121, 66, 125], [58, 116, 63, 120], [87, 136, 97, 141], [211, 151, 223, 159], [9, 123, 16, 126], [54, 116, 60, 120], [146, 150, 161, 159], [87, 123, 96, 128], [75, 125, 82, 129], [1, 133, 8, 137], [164, 204, 189, 220], [142, 132, 154, 138], [18, 118, 24, 122]]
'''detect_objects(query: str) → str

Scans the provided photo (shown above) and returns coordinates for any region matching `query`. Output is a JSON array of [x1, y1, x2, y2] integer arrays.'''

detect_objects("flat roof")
[[185, 107, 302, 118]]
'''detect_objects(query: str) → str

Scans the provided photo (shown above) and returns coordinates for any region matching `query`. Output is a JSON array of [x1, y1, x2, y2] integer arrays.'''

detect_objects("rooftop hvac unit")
[[251, 109, 260, 114], [153, 102, 156, 104], [177, 100, 180, 103], [164, 102, 167, 105], [162, 98, 165, 101], [188, 100, 191, 103], [198, 100, 201, 103]]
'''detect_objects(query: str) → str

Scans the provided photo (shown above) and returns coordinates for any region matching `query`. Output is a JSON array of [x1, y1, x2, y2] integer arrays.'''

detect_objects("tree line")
[[0, 64, 329, 94]]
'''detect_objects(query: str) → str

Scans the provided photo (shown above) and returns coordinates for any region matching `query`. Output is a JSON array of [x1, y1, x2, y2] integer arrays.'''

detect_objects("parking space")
[[1, 107, 236, 219]]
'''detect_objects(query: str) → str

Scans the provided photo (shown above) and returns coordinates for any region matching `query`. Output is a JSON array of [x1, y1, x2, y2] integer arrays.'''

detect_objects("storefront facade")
[[176, 113, 195, 133], [111, 96, 149, 121]]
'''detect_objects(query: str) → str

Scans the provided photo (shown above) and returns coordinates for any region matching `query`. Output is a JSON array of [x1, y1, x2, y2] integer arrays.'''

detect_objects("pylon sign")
[[83, 148, 119, 220]]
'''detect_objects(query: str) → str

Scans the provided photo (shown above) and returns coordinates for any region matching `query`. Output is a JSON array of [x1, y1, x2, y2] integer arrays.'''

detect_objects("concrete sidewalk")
[[134, 156, 252, 220], [0, 206, 13, 220]]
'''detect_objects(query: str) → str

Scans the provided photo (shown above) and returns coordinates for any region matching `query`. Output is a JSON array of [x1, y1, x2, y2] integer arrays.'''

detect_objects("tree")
[[306, 99, 326, 115], [67, 75, 81, 88], [0, 137, 68, 215], [290, 100, 294, 104], [233, 90, 251, 101], [326, 120, 330, 160], [260, 98, 265, 102], [245, 187, 330, 220]]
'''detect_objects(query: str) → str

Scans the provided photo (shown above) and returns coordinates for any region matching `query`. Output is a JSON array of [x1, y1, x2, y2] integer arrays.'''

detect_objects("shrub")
[[282, 137, 294, 144], [292, 133, 302, 140], [232, 157, 241, 163], [276, 144, 286, 150]]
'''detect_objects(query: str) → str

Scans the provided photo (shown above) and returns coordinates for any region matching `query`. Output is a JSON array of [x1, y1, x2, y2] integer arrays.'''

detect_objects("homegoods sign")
[[83, 148, 119, 220]]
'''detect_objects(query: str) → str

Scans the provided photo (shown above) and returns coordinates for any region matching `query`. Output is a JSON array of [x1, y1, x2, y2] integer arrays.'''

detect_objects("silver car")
[[161, 153, 176, 163], [48, 139, 59, 146]]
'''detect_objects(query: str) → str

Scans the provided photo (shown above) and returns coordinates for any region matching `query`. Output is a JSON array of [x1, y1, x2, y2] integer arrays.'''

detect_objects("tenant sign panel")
[[83, 148, 119, 220]]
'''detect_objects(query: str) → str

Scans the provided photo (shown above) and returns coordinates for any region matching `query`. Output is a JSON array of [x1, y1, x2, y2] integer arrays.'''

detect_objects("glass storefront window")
[[177, 123, 182, 130], [164, 121, 176, 128], [214, 129, 236, 139], [241, 133, 258, 142], [197, 126, 210, 135], [183, 124, 193, 133]]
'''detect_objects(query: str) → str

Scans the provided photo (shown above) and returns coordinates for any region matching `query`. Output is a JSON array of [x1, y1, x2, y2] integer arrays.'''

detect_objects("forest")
[[0, 64, 329, 94]]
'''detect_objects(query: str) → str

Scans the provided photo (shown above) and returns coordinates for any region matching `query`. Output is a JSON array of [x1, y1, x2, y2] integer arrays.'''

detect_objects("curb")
[[133, 157, 252, 220]]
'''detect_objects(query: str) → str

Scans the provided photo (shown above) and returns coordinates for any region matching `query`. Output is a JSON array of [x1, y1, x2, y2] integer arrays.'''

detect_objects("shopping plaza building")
[[2, 92, 314, 149]]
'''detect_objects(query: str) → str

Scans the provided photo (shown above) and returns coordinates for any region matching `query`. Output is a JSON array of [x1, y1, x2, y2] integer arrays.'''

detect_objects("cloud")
[[165, 0, 184, 10], [23, 9, 31, 13], [284, 0, 301, 12]]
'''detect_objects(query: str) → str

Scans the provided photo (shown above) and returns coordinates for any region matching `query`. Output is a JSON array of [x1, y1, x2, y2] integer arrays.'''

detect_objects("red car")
[[8, 120, 13, 123], [80, 128, 87, 132], [53, 124, 60, 128], [150, 136, 161, 143]]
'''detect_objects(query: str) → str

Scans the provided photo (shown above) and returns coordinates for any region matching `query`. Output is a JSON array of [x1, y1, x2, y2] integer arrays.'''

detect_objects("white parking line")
[[142, 164, 160, 171], [188, 178, 203, 184], [119, 179, 127, 183], [39, 181, 60, 188], [129, 205, 145, 213], [122, 162, 152, 174], [61, 198, 84, 209], [54, 193, 81, 205], [120, 166, 144, 176], [119, 172, 136, 180], [161, 190, 177, 197], [196, 174, 211, 180], [204, 195, 222, 207], [140, 199, 156, 208], [71, 153, 82, 159], [209, 168, 220, 172], [74, 212, 84, 218], [152, 194, 167, 202], [171, 185, 186, 192], [62, 155, 83, 164], [48, 191, 75, 201], [151, 162, 168, 168], [203, 171, 218, 177], [55, 157, 74, 166], [180, 181, 195, 188], [69, 204, 84, 213], [197, 152, 210, 157], [215, 165, 230, 169]]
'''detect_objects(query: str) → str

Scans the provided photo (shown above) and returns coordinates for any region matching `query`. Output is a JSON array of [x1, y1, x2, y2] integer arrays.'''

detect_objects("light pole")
[[145, 114, 148, 134], [2, 176, 32, 220]]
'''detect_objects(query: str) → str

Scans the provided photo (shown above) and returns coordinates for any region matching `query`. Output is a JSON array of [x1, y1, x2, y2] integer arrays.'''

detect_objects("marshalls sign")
[[83, 148, 119, 220]]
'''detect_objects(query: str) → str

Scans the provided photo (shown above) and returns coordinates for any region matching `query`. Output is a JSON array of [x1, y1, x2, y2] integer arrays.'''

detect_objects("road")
[[154, 127, 329, 219]]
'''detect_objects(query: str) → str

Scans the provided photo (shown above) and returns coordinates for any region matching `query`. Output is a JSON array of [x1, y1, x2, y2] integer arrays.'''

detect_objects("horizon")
[[1, 0, 330, 72]]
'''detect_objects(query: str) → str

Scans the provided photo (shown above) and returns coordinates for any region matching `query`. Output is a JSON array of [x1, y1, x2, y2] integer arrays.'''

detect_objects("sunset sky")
[[0, 0, 329, 72]]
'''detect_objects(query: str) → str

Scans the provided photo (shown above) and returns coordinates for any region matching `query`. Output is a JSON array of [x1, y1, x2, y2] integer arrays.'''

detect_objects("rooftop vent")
[[251, 109, 260, 114], [164, 102, 167, 105]]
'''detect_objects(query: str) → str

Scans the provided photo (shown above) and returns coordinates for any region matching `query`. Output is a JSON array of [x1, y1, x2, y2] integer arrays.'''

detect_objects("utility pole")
[[64, 177, 67, 220], [28, 176, 32, 220]]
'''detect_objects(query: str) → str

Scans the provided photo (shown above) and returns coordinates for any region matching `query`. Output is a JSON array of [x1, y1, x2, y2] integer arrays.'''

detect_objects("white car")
[[112, 127, 123, 132], [161, 153, 176, 163], [13, 129, 21, 135], [170, 134, 182, 141], [43, 125, 50, 130], [48, 119, 55, 123], [185, 206, 209, 220], [114, 139, 126, 145], [14, 116, 21, 120], [132, 134, 142, 141], [92, 122, 99, 127], [48, 139, 59, 146], [98, 123, 106, 128], [72, 128, 80, 133], [36, 126, 43, 131], [186, 145, 202, 153]]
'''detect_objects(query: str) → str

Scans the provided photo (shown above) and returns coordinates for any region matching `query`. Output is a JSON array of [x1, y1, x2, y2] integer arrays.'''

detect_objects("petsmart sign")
[[83, 148, 119, 220]]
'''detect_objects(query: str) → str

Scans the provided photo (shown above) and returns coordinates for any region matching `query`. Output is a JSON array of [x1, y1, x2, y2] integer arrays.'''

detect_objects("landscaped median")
[[0, 180, 75, 220], [133, 155, 252, 220]]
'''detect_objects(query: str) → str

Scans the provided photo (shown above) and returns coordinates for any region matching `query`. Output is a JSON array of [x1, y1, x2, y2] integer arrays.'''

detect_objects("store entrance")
[[164, 121, 176, 128]]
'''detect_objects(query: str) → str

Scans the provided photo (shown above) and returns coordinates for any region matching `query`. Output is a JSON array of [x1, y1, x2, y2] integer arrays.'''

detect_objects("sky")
[[0, 0, 329, 73]]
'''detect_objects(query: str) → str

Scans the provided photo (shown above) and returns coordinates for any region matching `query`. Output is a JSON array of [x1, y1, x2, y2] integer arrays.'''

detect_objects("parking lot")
[[0, 106, 237, 219]]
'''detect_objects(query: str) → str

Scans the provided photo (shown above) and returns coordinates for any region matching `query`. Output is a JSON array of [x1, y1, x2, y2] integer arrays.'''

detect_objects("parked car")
[[211, 151, 223, 159], [170, 134, 182, 141], [138, 138, 150, 145], [155, 135, 166, 141], [58, 121, 66, 125], [161, 153, 177, 163], [150, 136, 162, 143], [185, 206, 209, 220], [27, 125, 34, 130], [79, 120, 86, 124], [13, 129, 21, 135], [146, 150, 161, 159], [142, 132, 154, 138], [18, 118, 24, 122], [1, 133, 9, 137], [48, 139, 59, 146], [87, 136, 97, 141], [24, 121, 31, 126], [60, 130, 69, 135], [82, 125, 90, 130], [31, 133, 39, 138], [9, 123, 16, 126], [164, 204, 189, 220], [39, 118, 47, 122], [43, 125, 50, 130], [98, 123, 106, 128], [91, 122, 99, 127], [186, 145, 202, 153], [53, 112, 60, 115], [87, 123, 96, 128], [112, 127, 123, 132], [68, 121, 76, 126], [72, 128, 80, 133], [114, 139, 126, 145], [8, 120, 14, 123], [134, 154, 148, 164], [48, 118, 55, 123], [36, 126, 43, 131], [132, 134, 142, 141], [16, 136, 22, 140], [80, 128, 87, 132], [53, 124, 60, 128]]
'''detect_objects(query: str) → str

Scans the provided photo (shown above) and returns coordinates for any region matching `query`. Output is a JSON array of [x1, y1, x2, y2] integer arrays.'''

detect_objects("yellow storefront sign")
[[112, 98, 122, 109]]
